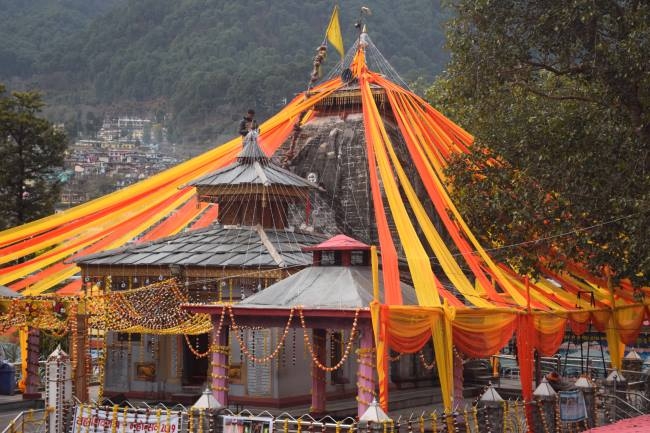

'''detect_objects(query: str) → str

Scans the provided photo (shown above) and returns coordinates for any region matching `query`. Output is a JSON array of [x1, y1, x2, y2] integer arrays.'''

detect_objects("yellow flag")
[[326, 5, 344, 59]]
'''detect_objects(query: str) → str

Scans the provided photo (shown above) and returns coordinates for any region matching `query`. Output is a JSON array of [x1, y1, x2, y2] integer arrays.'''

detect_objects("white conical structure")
[[533, 377, 557, 398], [606, 369, 625, 382], [359, 398, 392, 422], [45, 346, 72, 433], [480, 383, 504, 402], [624, 350, 641, 360], [192, 386, 223, 410], [575, 375, 594, 389]]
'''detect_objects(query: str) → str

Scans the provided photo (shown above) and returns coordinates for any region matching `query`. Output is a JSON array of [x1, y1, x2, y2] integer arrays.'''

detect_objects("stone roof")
[[74, 224, 327, 269], [238, 265, 417, 310]]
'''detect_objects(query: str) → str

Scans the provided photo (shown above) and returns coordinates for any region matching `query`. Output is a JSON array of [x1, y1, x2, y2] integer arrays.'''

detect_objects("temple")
[[0, 24, 649, 433]]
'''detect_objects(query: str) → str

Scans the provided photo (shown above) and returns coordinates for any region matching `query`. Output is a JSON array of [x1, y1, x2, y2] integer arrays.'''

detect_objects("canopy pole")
[[371, 245, 379, 302]]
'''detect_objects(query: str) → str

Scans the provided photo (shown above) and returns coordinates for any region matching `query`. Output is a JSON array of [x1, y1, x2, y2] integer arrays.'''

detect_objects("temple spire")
[[237, 131, 269, 165]]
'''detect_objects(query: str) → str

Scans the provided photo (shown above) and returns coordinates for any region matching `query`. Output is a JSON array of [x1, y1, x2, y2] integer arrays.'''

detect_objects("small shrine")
[[185, 234, 418, 416]]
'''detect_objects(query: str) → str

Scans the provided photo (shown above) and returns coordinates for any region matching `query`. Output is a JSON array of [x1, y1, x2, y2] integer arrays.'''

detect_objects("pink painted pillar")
[[357, 324, 375, 417], [211, 320, 229, 406], [23, 328, 41, 399], [311, 329, 327, 414]]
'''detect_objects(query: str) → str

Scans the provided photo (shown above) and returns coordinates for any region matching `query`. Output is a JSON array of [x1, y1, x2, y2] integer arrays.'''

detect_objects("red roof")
[[302, 234, 370, 252]]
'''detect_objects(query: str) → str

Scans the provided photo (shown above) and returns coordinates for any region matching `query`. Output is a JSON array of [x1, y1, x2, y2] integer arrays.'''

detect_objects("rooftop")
[[74, 224, 327, 269], [190, 132, 317, 190]]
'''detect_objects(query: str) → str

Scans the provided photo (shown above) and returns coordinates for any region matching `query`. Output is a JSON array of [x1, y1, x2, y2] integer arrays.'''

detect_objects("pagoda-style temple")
[[185, 234, 419, 416], [74, 132, 327, 400]]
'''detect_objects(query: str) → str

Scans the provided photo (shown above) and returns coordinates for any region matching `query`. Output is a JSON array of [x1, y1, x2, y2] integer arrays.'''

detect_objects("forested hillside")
[[0, 0, 120, 77], [0, 0, 446, 145]]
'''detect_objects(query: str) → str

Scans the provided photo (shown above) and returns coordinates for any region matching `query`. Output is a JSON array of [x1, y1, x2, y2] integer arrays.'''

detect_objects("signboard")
[[223, 415, 274, 433], [72, 405, 181, 433], [558, 390, 587, 422]]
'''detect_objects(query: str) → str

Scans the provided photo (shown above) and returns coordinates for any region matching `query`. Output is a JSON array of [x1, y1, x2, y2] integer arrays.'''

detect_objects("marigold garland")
[[299, 308, 360, 372], [228, 306, 295, 363]]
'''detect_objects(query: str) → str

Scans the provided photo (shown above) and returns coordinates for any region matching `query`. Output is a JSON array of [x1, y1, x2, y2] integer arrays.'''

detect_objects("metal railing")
[[602, 393, 644, 423], [1, 409, 51, 433]]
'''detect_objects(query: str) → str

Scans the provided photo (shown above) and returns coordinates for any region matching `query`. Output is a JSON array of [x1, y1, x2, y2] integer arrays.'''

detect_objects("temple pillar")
[[211, 321, 229, 406], [72, 314, 88, 402], [311, 329, 327, 415], [357, 324, 375, 417], [23, 327, 41, 399]]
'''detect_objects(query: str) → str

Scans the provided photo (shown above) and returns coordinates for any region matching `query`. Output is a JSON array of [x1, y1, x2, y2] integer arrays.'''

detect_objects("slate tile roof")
[[74, 224, 327, 269]]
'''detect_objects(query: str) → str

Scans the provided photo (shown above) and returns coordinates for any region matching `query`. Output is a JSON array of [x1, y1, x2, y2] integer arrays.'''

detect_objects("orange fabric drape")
[[614, 305, 647, 345], [189, 204, 219, 230], [452, 310, 517, 358], [516, 315, 535, 432]]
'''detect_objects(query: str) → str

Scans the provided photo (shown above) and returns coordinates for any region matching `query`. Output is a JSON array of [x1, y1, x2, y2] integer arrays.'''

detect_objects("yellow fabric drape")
[[614, 304, 647, 345], [360, 73, 441, 307], [0, 78, 343, 293], [453, 309, 517, 357], [18, 327, 27, 392]]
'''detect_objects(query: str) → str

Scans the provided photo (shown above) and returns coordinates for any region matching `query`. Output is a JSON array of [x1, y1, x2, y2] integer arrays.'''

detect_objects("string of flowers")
[[355, 347, 375, 406], [430, 411, 438, 432], [418, 351, 436, 370], [463, 407, 472, 433], [111, 405, 119, 433], [537, 400, 551, 433], [472, 407, 479, 433], [156, 408, 162, 433], [298, 307, 360, 372], [227, 305, 295, 363], [122, 407, 128, 433]]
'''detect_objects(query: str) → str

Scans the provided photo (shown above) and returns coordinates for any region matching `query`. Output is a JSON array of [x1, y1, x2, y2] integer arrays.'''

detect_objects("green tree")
[[429, 1, 650, 285], [0, 85, 67, 229]]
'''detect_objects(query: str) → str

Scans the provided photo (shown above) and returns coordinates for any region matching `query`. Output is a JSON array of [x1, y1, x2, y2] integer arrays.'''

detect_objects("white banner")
[[72, 405, 181, 433]]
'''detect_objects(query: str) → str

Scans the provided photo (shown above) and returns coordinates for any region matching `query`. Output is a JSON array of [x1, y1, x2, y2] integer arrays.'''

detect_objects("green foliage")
[[430, 1, 650, 285], [0, 84, 68, 229], [0, 0, 119, 77], [0, 0, 446, 143]]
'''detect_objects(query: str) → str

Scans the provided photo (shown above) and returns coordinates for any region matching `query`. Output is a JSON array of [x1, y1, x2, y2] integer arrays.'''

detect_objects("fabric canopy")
[[0, 37, 647, 427]]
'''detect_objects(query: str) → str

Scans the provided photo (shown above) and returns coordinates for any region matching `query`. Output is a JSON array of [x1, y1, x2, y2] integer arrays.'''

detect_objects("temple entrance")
[[182, 333, 209, 386]]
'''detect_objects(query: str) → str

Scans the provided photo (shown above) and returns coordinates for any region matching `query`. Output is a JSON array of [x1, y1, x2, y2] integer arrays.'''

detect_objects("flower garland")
[[298, 308, 360, 372], [355, 347, 376, 406], [228, 305, 295, 363], [537, 399, 551, 433], [122, 407, 128, 433], [418, 351, 436, 370], [209, 344, 230, 392], [111, 405, 119, 433]]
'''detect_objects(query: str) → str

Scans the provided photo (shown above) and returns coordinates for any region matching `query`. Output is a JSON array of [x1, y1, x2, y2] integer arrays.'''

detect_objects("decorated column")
[[575, 375, 596, 428], [210, 318, 229, 407], [478, 383, 504, 433], [532, 377, 557, 433], [72, 312, 89, 402], [357, 323, 375, 417], [605, 369, 626, 422], [22, 327, 41, 399], [45, 346, 73, 433], [311, 328, 327, 414]]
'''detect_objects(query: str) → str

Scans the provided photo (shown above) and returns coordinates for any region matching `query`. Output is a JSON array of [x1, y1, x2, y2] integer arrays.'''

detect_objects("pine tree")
[[0, 84, 67, 229]]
